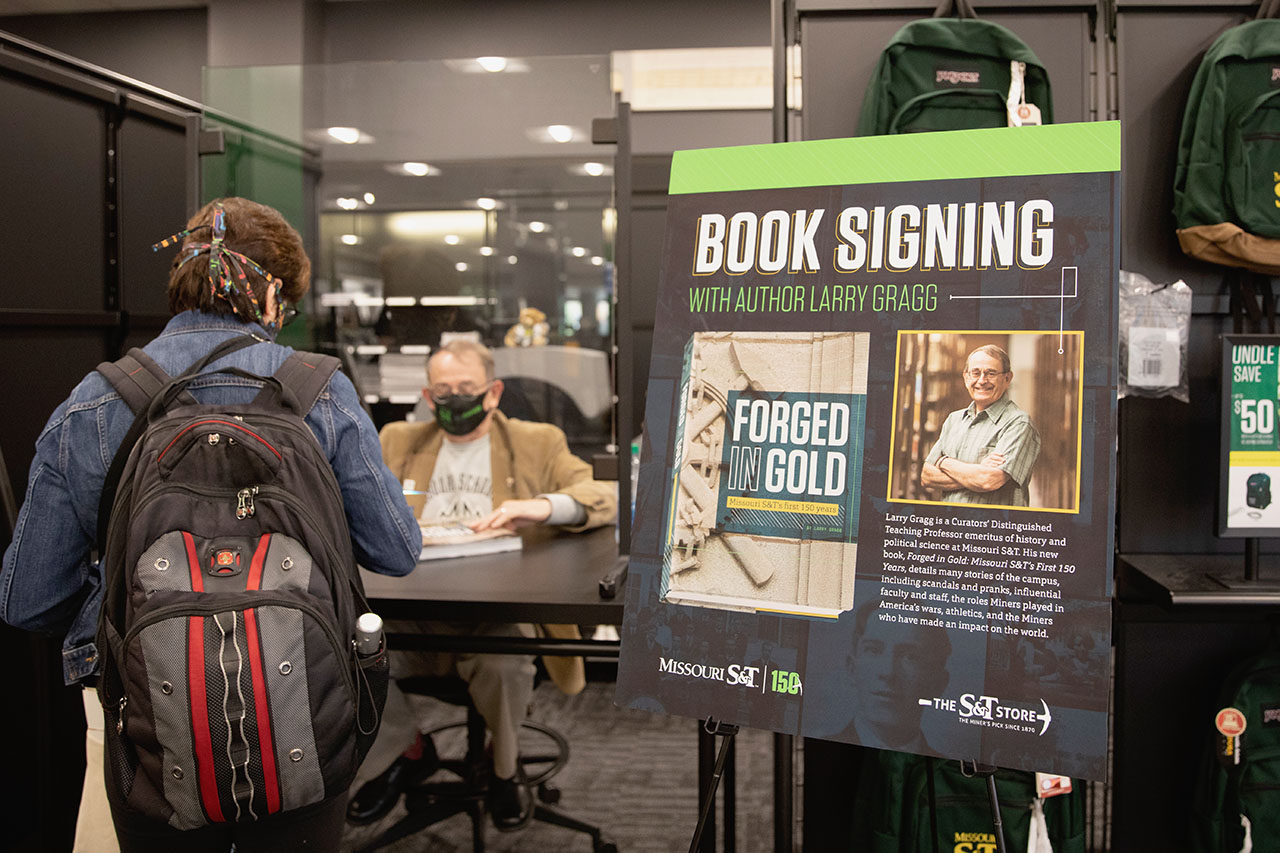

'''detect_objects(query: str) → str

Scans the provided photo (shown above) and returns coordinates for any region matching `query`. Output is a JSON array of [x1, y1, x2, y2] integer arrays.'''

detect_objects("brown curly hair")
[[166, 197, 311, 319]]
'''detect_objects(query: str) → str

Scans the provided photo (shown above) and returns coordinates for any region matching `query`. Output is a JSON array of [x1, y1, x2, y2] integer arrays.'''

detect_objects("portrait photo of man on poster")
[[888, 331, 1083, 513]]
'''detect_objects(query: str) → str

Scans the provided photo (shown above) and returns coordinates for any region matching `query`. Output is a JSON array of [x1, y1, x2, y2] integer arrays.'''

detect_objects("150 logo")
[[658, 657, 803, 695], [770, 669, 803, 695]]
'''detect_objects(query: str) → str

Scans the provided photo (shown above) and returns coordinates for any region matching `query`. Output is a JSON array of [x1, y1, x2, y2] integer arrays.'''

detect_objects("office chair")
[[496, 376, 608, 460], [356, 675, 617, 853]]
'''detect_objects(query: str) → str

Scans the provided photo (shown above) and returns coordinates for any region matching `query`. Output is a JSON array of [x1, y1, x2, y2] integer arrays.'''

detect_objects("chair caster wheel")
[[594, 842, 618, 853], [537, 782, 561, 804]]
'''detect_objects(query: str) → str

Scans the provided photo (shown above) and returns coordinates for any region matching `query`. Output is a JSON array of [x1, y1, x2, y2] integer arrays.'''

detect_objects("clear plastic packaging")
[[1118, 270, 1192, 403]]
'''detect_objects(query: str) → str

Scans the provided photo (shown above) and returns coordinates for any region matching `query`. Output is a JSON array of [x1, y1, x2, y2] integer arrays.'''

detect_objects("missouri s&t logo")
[[658, 657, 803, 694], [918, 693, 1053, 735], [954, 831, 998, 852]]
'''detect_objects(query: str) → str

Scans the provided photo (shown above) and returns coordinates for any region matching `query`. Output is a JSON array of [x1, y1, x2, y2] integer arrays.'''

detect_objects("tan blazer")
[[379, 411, 618, 693]]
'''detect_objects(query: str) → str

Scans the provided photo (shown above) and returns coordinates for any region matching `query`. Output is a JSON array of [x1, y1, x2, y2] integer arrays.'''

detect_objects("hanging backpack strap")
[[266, 351, 341, 416], [1228, 269, 1277, 334], [95, 334, 265, 551], [933, 0, 978, 18]]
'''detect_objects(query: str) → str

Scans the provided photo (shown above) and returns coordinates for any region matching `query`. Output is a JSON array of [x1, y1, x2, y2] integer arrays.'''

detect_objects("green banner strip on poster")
[[668, 121, 1121, 195]]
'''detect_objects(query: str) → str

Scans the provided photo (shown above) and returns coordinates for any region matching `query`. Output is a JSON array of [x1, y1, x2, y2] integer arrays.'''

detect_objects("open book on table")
[[418, 518, 523, 562]]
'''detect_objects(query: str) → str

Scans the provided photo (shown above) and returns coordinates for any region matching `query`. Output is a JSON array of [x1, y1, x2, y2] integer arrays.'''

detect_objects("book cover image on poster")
[[661, 331, 869, 617]]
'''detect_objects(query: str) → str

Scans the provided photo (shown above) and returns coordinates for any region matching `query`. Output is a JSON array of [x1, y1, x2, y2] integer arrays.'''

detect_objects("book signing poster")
[[616, 122, 1120, 781]]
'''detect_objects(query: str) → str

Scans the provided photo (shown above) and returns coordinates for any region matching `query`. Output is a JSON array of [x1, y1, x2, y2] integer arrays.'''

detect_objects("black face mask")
[[431, 392, 489, 436]]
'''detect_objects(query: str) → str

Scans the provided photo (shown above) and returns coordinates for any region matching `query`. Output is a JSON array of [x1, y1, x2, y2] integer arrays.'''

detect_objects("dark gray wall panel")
[[1113, 5, 1254, 554], [632, 110, 772, 155], [323, 0, 771, 63], [629, 205, 668, 330], [0, 9, 207, 102], [1118, 313, 1232, 553], [0, 330, 110, 505], [625, 156, 672, 442], [0, 75, 105, 312], [630, 326, 654, 441], [118, 113, 192, 317], [800, 7, 1095, 141]]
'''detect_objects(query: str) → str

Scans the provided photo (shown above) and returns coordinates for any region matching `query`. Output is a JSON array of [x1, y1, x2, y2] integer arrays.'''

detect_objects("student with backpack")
[[0, 197, 422, 852]]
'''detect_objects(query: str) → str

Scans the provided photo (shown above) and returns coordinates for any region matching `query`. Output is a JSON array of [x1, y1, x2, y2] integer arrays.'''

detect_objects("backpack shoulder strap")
[[96, 348, 192, 414], [270, 351, 342, 416], [96, 334, 265, 414]]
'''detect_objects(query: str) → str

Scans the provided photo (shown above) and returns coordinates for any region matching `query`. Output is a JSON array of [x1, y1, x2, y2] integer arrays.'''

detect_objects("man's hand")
[[468, 498, 553, 532], [981, 452, 1006, 469]]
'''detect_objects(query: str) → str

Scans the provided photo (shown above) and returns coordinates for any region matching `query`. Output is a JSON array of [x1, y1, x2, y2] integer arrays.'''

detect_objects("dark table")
[[359, 525, 749, 852], [359, 525, 626, 656]]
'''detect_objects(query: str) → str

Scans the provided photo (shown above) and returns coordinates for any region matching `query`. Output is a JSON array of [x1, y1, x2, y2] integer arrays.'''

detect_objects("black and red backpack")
[[93, 336, 387, 827]]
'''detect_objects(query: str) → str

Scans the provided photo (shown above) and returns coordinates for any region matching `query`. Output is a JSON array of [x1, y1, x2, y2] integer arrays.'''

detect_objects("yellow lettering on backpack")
[[954, 831, 998, 852]]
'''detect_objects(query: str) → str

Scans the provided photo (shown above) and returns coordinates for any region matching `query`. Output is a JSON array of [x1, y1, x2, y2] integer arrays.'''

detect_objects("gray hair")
[[427, 339, 495, 383], [965, 344, 1011, 374]]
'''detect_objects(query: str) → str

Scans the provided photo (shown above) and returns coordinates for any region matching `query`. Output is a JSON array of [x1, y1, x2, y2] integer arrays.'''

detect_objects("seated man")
[[349, 339, 616, 830]]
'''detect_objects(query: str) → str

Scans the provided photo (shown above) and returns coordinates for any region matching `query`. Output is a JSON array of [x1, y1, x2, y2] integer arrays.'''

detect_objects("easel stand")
[[960, 760, 1008, 853], [689, 718, 739, 853], [1246, 537, 1260, 581]]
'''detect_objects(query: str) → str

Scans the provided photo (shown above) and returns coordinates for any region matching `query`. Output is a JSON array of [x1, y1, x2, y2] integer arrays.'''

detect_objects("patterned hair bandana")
[[152, 202, 285, 330]]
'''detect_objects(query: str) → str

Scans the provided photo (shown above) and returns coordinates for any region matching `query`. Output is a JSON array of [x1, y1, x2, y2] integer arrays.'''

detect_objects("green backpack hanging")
[[1173, 6, 1280, 274], [850, 749, 1086, 852], [857, 0, 1054, 136], [1190, 643, 1280, 852], [907, 758, 1086, 853]]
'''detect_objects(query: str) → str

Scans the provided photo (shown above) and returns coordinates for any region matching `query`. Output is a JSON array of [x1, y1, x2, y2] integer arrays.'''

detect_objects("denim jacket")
[[0, 311, 422, 684]]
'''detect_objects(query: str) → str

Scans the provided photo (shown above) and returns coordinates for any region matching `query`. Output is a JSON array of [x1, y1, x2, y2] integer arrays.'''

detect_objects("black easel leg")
[[961, 760, 1007, 853], [724, 734, 736, 853], [697, 723, 715, 853], [985, 772, 1007, 853], [773, 733, 792, 853], [927, 757, 939, 853], [1246, 537, 1260, 581], [690, 720, 739, 853]]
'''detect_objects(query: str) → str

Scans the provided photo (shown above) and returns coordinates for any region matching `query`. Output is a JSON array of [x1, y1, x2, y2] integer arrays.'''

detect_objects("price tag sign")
[[1219, 335, 1280, 535]]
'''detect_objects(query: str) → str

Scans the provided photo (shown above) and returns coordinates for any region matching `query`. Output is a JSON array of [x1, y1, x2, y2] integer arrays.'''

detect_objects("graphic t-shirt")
[[418, 434, 492, 521]]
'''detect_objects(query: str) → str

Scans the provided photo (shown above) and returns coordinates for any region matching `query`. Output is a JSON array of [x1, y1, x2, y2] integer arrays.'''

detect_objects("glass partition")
[[203, 56, 617, 458]]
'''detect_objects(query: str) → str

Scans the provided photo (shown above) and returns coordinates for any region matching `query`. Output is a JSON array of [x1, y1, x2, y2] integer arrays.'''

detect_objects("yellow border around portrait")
[[885, 329, 1086, 515]]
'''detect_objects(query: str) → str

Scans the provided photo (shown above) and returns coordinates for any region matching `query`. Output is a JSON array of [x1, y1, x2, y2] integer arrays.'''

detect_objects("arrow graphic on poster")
[[1037, 699, 1053, 736], [948, 266, 1078, 354]]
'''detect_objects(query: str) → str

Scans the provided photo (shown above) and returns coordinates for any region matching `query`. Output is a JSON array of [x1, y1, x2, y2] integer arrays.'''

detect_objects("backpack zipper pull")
[[116, 697, 128, 735], [236, 486, 259, 519]]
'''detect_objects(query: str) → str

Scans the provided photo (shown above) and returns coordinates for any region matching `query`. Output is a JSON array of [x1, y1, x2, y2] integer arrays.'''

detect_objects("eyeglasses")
[[964, 368, 1007, 381], [428, 381, 490, 399]]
